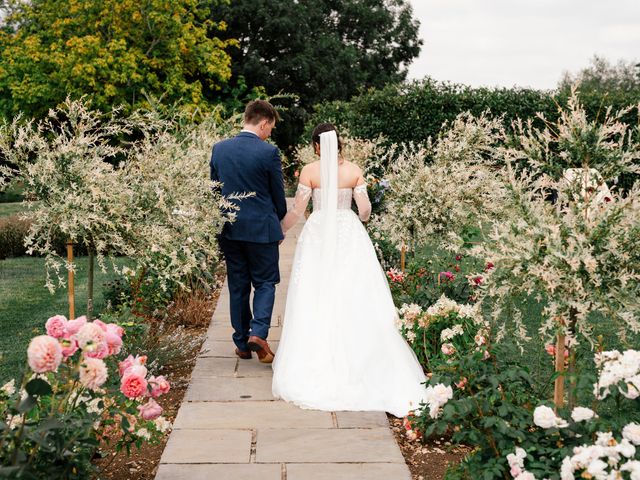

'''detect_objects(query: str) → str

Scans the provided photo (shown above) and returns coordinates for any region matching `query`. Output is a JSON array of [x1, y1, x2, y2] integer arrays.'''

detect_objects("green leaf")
[[25, 378, 53, 397], [17, 395, 37, 413]]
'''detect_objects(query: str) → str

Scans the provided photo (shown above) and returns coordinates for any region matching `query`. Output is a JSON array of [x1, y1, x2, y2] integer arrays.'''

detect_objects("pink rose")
[[472, 276, 483, 286], [79, 356, 108, 390], [45, 315, 68, 339], [118, 355, 147, 377], [439, 271, 455, 282], [106, 323, 124, 338], [455, 377, 468, 389], [441, 343, 456, 356], [60, 337, 79, 358], [65, 316, 87, 335], [137, 398, 163, 420], [121, 370, 148, 399], [105, 327, 123, 356], [148, 375, 170, 398], [545, 344, 568, 358], [76, 323, 106, 352], [93, 319, 108, 331], [84, 341, 109, 359], [27, 335, 63, 373], [485, 262, 494, 271]]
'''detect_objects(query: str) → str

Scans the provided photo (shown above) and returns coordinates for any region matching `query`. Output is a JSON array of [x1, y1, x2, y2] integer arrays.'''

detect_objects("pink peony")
[[27, 335, 63, 373], [60, 337, 79, 358], [441, 343, 456, 356], [79, 356, 108, 390], [137, 398, 163, 420], [45, 315, 68, 339], [148, 376, 170, 398], [76, 322, 106, 352], [65, 316, 87, 335], [121, 370, 148, 399], [118, 355, 147, 377]]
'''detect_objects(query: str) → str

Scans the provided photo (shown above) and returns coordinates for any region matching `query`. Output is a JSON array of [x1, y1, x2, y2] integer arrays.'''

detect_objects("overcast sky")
[[405, 0, 640, 90]]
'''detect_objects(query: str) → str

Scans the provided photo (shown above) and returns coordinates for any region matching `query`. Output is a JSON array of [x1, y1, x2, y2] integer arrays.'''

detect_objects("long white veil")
[[319, 131, 339, 270]]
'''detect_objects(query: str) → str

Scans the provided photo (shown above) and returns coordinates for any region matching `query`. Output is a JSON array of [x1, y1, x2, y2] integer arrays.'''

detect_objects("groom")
[[210, 100, 287, 363]]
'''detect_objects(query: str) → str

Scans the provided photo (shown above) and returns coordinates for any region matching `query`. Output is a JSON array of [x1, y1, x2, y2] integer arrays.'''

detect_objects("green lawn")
[[0, 256, 127, 383], [0, 202, 30, 218]]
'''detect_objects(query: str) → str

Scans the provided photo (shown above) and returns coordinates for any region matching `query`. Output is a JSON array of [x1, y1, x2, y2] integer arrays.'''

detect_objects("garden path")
[[155, 202, 411, 480]]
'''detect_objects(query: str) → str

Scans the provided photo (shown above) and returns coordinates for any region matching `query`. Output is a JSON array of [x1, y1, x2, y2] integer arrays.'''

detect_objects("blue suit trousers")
[[219, 237, 280, 351]]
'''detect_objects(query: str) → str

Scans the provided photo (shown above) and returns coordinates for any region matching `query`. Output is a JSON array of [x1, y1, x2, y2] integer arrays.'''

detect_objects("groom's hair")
[[312, 123, 343, 152], [244, 100, 280, 125]]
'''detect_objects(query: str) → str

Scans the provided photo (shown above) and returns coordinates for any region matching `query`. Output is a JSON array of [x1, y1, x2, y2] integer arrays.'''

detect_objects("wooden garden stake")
[[400, 244, 406, 273], [553, 331, 566, 410], [66, 241, 75, 320]]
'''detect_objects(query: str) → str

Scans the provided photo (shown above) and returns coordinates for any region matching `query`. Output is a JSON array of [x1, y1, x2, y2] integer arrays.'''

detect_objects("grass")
[[0, 256, 128, 383]]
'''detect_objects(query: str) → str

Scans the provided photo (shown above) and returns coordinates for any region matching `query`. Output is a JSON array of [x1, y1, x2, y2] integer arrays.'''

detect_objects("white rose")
[[620, 460, 640, 478], [616, 439, 636, 458], [1, 379, 16, 396], [623, 423, 640, 446], [533, 405, 568, 429], [571, 407, 597, 422]]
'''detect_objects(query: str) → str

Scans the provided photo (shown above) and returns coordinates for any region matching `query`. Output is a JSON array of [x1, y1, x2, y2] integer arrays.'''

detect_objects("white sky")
[[406, 0, 640, 89]]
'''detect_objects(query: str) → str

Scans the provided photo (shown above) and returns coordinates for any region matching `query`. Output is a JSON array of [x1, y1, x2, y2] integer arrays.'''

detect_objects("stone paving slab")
[[156, 464, 281, 480], [255, 428, 405, 463], [206, 325, 283, 342], [335, 411, 390, 428], [157, 208, 411, 479], [173, 401, 334, 430], [199, 339, 279, 358], [185, 376, 275, 402], [286, 463, 412, 480], [159, 429, 251, 464], [191, 357, 238, 377]]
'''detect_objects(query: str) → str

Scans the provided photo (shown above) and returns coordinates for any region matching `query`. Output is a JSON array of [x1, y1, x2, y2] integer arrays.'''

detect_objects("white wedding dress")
[[272, 132, 427, 417]]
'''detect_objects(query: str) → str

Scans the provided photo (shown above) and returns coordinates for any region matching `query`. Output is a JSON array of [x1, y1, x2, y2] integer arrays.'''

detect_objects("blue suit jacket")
[[210, 132, 287, 243]]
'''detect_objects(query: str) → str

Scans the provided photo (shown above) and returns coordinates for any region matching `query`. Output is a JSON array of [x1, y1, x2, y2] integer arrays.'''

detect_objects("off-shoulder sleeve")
[[353, 183, 371, 222], [281, 183, 312, 232]]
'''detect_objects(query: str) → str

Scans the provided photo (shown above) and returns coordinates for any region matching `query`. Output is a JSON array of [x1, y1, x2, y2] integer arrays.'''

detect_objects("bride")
[[272, 123, 427, 417]]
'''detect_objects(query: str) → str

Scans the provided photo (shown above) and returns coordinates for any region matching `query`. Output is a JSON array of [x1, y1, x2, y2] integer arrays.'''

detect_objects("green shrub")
[[0, 215, 30, 259]]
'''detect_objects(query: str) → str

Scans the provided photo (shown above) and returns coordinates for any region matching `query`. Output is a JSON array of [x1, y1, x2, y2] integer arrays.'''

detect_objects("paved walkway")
[[156, 210, 411, 480]]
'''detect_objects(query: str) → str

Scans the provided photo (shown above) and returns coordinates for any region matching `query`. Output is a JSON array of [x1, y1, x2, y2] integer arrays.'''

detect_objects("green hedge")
[[0, 215, 88, 259], [307, 78, 640, 146]]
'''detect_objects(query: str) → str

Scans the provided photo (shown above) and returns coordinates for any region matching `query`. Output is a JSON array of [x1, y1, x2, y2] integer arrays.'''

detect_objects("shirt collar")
[[240, 129, 259, 137]]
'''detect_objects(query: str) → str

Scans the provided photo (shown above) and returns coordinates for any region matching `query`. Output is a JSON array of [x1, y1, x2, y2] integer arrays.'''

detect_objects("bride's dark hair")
[[311, 123, 343, 152]]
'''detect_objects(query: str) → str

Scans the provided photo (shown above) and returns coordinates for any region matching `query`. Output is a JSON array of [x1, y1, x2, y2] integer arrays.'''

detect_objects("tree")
[[0, 0, 236, 119], [212, 0, 422, 151]]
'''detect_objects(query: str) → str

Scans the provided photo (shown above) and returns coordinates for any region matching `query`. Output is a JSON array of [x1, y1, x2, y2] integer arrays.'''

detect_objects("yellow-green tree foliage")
[[0, 0, 236, 118]]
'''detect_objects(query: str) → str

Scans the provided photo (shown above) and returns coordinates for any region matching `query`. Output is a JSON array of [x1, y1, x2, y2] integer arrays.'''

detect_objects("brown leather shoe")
[[247, 336, 275, 364], [235, 348, 252, 360]]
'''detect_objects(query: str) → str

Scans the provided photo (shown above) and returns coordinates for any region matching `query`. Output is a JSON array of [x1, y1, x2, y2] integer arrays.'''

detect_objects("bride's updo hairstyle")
[[311, 123, 343, 152]]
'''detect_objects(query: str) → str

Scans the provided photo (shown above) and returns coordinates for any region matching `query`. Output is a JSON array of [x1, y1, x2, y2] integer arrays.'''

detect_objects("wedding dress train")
[[271, 132, 427, 417]]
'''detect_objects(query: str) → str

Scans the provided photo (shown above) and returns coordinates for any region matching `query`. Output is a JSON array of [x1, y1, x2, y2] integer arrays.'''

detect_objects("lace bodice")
[[312, 186, 362, 210], [281, 183, 371, 232]]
